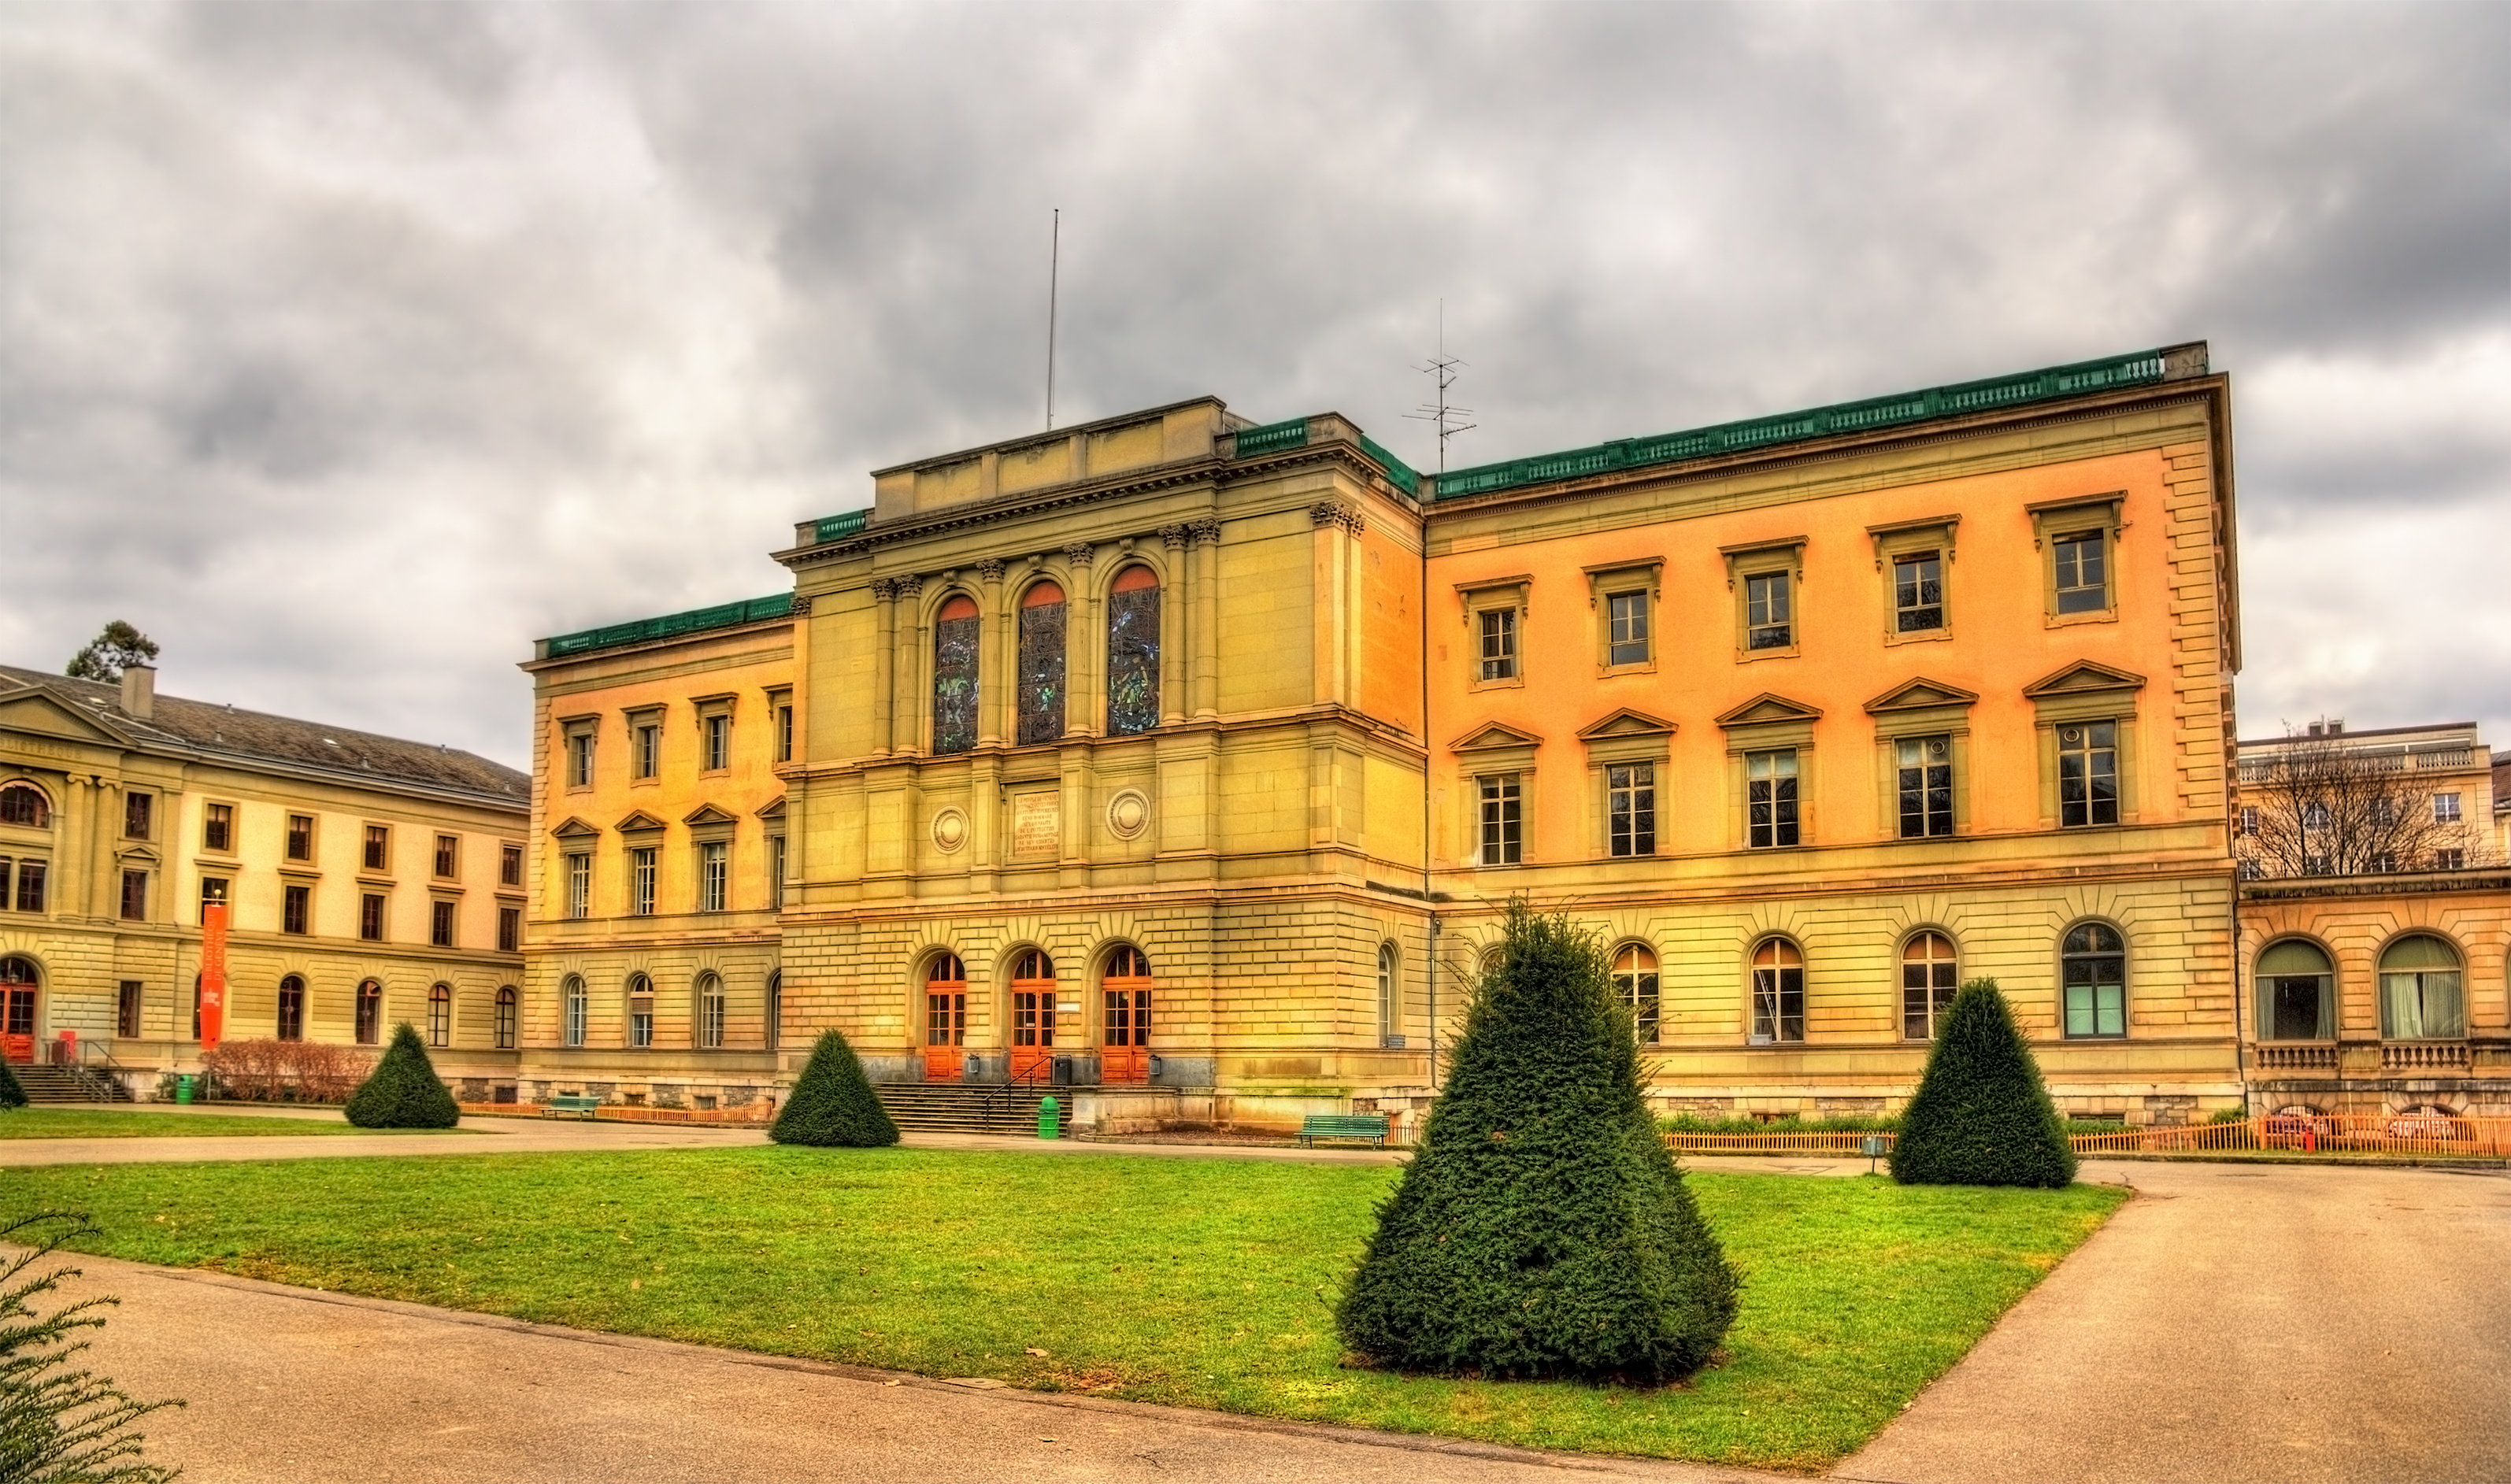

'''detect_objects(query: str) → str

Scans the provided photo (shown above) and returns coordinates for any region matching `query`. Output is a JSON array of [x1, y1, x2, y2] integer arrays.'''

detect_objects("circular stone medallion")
[[931, 807, 969, 853], [1106, 788, 1150, 840]]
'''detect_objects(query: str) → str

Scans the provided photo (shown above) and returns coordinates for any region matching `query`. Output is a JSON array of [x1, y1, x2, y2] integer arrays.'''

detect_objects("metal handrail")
[[979, 1057, 1057, 1130]]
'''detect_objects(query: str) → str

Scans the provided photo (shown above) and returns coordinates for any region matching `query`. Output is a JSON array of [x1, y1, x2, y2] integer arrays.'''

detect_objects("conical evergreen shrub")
[[770, 1028, 900, 1147], [1335, 903, 1738, 1382], [0, 1057, 24, 1108], [1890, 979, 2076, 1188], [343, 1023, 461, 1128]]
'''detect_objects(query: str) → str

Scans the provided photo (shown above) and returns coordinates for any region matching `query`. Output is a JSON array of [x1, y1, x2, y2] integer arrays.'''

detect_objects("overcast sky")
[[2, 1, 2504, 768]]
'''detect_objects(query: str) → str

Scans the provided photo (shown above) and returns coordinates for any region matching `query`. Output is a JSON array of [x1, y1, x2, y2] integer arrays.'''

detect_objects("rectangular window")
[[2053, 530, 2108, 614], [1477, 775, 1522, 865], [1606, 591, 1650, 665], [13, 860, 45, 914], [117, 981, 143, 1039], [565, 853, 591, 920], [630, 847, 657, 916], [433, 834, 459, 879], [776, 701, 794, 763], [629, 995, 654, 1049], [498, 905, 520, 953], [2239, 805, 2258, 836], [768, 835, 787, 911], [286, 813, 313, 861], [566, 729, 594, 788], [2434, 792, 2462, 823], [1752, 962, 1805, 1044], [1746, 749, 1799, 848], [363, 824, 390, 872], [1607, 764, 1655, 857], [698, 841, 728, 912], [1893, 553, 1944, 632], [1896, 735, 1954, 838], [2435, 847, 2466, 870], [123, 792, 152, 839], [358, 892, 385, 942], [2058, 720, 2120, 827], [0, 859, 11, 911], [703, 712, 731, 772], [282, 883, 310, 935], [120, 869, 148, 922], [1745, 571, 1792, 650], [633, 720, 660, 780], [2064, 982, 2126, 1038], [1477, 608, 1518, 681], [203, 802, 233, 852], [430, 900, 456, 948], [499, 843, 523, 887], [199, 876, 228, 923]]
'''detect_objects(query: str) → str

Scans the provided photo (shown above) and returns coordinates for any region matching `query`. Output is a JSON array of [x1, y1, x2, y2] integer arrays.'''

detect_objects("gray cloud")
[[2, 0, 2505, 764]]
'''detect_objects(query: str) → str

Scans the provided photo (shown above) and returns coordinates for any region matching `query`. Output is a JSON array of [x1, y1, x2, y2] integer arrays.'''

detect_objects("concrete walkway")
[[1835, 1160, 2511, 1484]]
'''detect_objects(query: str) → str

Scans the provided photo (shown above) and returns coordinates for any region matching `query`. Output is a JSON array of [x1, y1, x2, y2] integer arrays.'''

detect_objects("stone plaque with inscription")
[[1010, 790, 1061, 857]]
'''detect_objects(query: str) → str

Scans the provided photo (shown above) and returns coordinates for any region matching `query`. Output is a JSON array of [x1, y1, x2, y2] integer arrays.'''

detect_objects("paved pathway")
[[1835, 1160, 2511, 1484]]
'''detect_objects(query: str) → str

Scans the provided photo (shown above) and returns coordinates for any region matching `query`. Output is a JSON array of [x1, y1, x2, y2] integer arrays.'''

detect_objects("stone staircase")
[[872, 1082, 1070, 1137], [11, 1063, 135, 1104]]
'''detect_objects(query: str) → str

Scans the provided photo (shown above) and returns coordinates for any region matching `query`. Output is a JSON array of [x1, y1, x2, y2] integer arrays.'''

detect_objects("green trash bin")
[[1037, 1094, 1060, 1141], [175, 1074, 194, 1105]]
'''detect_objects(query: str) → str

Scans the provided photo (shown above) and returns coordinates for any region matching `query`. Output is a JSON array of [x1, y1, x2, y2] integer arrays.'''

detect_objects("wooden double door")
[[924, 955, 967, 1082], [925, 948, 1154, 1085], [1102, 946, 1152, 1084], [0, 957, 36, 1065]]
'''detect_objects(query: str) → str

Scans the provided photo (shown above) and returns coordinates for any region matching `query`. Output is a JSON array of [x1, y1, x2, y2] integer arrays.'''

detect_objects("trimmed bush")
[[343, 1023, 461, 1129], [1335, 902, 1738, 1382], [1890, 979, 2077, 1188], [0, 1057, 24, 1108], [770, 1029, 900, 1147]]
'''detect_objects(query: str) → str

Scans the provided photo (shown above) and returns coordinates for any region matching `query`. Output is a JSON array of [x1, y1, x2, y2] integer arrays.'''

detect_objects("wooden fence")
[[1665, 1115, 2511, 1160]]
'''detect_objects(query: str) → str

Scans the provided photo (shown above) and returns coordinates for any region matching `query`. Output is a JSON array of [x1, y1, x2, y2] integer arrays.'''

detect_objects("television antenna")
[[1044, 207, 1061, 430], [1405, 300, 1476, 473]]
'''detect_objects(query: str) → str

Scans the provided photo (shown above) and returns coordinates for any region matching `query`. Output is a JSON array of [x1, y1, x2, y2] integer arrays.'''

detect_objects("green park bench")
[[1297, 1113, 1390, 1148], [542, 1094, 602, 1120]]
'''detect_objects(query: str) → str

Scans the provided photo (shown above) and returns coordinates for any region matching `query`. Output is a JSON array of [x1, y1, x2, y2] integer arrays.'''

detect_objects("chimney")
[[119, 664, 155, 721], [2307, 721, 2324, 738], [2328, 719, 2344, 735]]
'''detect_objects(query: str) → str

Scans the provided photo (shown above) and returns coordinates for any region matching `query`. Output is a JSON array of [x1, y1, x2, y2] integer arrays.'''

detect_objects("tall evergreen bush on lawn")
[[1890, 978, 2076, 1188], [0, 1057, 24, 1108], [1335, 901, 1738, 1382], [343, 1023, 461, 1129], [770, 1029, 900, 1147]]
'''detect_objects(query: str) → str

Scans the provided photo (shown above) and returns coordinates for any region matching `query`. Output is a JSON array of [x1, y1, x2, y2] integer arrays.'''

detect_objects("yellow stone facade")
[[523, 346, 2286, 1130], [0, 663, 528, 1097]]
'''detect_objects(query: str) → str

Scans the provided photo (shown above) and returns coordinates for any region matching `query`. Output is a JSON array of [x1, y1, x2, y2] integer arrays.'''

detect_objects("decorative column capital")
[[788, 595, 813, 617], [1157, 524, 1191, 551], [1309, 501, 1365, 536], [891, 574, 925, 601], [869, 577, 896, 600], [1063, 542, 1096, 567], [1188, 518, 1223, 546], [977, 557, 1006, 583]]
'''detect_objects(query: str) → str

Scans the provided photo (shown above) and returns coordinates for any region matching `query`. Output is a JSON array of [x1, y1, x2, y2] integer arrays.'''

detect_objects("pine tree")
[[0, 1058, 25, 1109], [0, 1212, 183, 1484], [343, 1023, 461, 1129], [1335, 903, 1738, 1382], [1890, 979, 2077, 1188], [65, 622, 159, 683], [769, 1029, 900, 1147]]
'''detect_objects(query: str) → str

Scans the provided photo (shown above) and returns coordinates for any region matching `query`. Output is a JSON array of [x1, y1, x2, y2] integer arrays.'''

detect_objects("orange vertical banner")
[[199, 901, 228, 1051]]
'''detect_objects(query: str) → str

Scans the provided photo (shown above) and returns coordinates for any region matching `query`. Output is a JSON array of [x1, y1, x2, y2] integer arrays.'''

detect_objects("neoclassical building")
[[523, 344, 2298, 1130], [0, 662, 528, 1097]]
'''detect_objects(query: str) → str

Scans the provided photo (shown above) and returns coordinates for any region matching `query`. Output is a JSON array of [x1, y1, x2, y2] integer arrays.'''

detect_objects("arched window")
[[1376, 943, 1399, 1046], [1, 957, 38, 1049], [561, 975, 587, 1048], [0, 785, 50, 828], [1016, 581, 1067, 746], [924, 953, 967, 1082], [1750, 938, 1804, 1043], [625, 973, 654, 1049], [277, 975, 306, 1042], [695, 972, 726, 1049], [2380, 934, 2465, 1039], [494, 986, 517, 1050], [932, 594, 982, 755], [428, 983, 453, 1047], [1103, 946, 1152, 1082], [765, 970, 782, 1052], [2061, 923, 2127, 1038], [1901, 932, 1958, 1039], [355, 979, 383, 1045], [1106, 565, 1161, 736], [1009, 948, 1057, 1079], [1478, 945, 1506, 982], [1612, 944, 1660, 1045], [2257, 939, 2333, 1041]]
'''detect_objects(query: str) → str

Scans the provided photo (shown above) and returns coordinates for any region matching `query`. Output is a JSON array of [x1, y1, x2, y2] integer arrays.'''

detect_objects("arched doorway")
[[0, 957, 37, 1064], [1009, 949, 1057, 1082], [1102, 946, 1151, 1084], [924, 954, 966, 1082]]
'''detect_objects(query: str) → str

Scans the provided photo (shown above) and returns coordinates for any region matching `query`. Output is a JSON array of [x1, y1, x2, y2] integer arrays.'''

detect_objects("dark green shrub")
[[770, 1029, 900, 1148], [0, 1058, 24, 1109], [1335, 902, 1738, 1382], [1890, 979, 2076, 1188], [343, 1023, 460, 1129], [1, 1212, 183, 1483]]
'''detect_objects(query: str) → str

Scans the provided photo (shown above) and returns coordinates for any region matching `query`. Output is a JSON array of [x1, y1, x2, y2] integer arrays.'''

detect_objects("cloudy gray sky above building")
[[2, 1, 2504, 767]]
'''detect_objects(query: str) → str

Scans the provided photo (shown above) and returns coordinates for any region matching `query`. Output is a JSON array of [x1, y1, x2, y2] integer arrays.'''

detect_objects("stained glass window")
[[932, 594, 980, 755], [1106, 566, 1161, 736], [1017, 581, 1066, 746]]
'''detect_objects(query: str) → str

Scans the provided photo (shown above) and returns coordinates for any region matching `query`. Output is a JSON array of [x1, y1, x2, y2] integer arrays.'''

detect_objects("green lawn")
[[4, 1149, 2124, 1470], [0, 1108, 465, 1139]]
